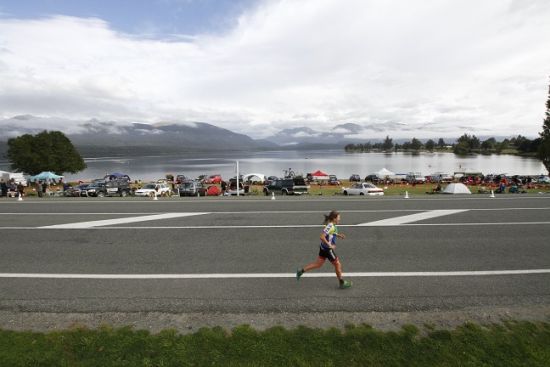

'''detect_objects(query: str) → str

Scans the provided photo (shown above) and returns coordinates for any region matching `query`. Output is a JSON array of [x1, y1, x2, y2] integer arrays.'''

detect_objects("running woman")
[[296, 210, 352, 289]]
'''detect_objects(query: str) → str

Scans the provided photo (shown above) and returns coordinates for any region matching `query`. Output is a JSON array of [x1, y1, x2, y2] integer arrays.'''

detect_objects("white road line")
[[358, 209, 469, 226], [2, 221, 550, 230], [1, 269, 549, 279], [39, 212, 209, 229]]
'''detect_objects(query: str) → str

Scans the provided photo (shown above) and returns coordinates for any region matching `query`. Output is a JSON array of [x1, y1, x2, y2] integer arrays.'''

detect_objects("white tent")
[[376, 168, 395, 177], [242, 173, 266, 183], [442, 183, 471, 194]]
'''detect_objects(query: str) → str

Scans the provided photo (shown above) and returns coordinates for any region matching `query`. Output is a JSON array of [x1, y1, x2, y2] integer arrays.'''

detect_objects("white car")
[[134, 183, 172, 197], [342, 182, 384, 196]]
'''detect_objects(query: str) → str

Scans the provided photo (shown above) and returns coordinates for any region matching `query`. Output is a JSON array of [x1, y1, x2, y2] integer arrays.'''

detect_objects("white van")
[[0, 171, 27, 186]]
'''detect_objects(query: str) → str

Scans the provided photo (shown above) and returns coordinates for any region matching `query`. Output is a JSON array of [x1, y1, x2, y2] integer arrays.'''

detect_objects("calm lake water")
[[3, 150, 541, 182]]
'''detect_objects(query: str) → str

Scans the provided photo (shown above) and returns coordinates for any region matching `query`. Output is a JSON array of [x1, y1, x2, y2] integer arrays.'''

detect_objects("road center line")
[[358, 209, 469, 226], [40, 212, 209, 229], [0, 269, 549, 279]]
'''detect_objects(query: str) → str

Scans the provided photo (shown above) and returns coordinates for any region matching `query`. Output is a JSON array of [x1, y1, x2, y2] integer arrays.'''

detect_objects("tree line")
[[345, 134, 541, 155]]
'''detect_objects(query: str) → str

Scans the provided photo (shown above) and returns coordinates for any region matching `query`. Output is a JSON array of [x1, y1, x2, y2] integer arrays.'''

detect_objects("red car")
[[205, 174, 222, 184]]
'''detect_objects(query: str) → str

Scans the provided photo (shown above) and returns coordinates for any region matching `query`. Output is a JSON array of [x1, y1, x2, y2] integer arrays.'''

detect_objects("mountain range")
[[0, 115, 495, 158]]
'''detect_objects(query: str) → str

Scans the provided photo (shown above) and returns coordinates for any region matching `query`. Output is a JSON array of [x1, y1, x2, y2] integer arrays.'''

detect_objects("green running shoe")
[[339, 280, 352, 289], [296, 269, 304, 281]]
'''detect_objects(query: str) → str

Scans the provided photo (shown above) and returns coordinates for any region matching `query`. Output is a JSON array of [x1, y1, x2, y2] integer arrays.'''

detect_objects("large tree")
[[381, 135, 393, 152], [7, 130, 86, 175], [538, 81, 550, 174]]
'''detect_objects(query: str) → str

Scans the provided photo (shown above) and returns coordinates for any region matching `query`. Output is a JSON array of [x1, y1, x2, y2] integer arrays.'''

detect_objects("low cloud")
[[0, 0, 549, 139]]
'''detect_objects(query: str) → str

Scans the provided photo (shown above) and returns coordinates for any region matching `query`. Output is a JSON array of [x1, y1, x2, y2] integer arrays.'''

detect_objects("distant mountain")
[[265, 123, 371, 146], [0, 116, 279, 157]]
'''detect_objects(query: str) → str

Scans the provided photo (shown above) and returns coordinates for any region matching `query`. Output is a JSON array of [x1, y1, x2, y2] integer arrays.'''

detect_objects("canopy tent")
[[442, 183, 471, 194], [29, 171, 64, 182], [105, 172, 130, 181], [242, 173, 266, 183], [311, 170, 330, 180], [376, 168, 395, 177]]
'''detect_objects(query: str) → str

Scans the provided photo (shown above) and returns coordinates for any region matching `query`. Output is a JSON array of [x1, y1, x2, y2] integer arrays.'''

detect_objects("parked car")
[[429, 172, 453, 183], [227, 178, 250, 195], [179, 180, 207, 197], [263, 177, 309, 196], [87, 179, 131, 197], [196, 174, 208, 183], [135, 183, 172, 197], [349, 174, 361, 182], [328, 175, 341, 185], [342, 182, 384, 196], [63, 183, 89, 197], [364, 174, 380, 184], [204, 174, 222, 184], [175, 174, 187, 184], [406, 172, 426, 184], [537, 175, 550, 184]]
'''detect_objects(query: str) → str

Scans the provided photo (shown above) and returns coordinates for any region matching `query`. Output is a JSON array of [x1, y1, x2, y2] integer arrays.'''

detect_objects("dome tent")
[[442, 183, 471, 194]]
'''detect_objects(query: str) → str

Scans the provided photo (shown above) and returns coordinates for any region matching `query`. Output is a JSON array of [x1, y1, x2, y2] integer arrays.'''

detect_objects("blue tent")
[[29, 171, 64, 182]]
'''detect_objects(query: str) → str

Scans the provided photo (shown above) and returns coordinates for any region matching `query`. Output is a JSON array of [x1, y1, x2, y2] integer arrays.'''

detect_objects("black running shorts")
[[318, 247, 338, 263]]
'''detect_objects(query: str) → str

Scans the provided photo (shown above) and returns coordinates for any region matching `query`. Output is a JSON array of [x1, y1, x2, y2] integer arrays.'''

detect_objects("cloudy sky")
[[0, 0, 549, 139]]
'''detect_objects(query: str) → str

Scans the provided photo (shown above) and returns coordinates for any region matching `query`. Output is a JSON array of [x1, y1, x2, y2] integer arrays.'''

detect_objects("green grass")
[[1, 322, 550, 366], [302, 182, 550, 197]]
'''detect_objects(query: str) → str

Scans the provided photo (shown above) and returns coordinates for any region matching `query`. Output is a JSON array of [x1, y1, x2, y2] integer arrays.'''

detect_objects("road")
[[1, 195, 549, 329]]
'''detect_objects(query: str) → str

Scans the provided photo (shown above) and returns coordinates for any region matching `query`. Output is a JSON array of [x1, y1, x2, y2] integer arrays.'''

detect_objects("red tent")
[[207, 185, 221, 196], [311, 170, 330, 180]]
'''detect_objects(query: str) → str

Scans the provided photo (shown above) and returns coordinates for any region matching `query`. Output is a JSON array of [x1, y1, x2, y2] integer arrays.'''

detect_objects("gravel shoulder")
[[1, 306, 549, 334]]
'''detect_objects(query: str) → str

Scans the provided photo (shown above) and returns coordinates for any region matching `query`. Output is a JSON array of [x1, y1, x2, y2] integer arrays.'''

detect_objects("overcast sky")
[[0, 0, 549, 139]]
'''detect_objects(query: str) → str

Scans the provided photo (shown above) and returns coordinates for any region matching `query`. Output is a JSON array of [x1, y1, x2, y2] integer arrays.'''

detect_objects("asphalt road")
[[1, 195, 550, 316]]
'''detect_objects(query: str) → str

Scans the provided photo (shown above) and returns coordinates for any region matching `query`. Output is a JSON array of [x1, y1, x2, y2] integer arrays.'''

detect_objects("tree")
[[410, 138, 423, 151], [425, 139, 435, 152], [481, 137, 497, 151], [7, 130, 86, 175], [454, 133, 481, 154], [381, 135, 393, 152], [538, 81, 550, 174], [437, 138, 446, 149]]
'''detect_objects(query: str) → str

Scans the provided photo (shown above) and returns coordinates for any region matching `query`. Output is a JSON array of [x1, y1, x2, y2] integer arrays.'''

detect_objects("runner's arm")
[[320, 233, 334, 249]]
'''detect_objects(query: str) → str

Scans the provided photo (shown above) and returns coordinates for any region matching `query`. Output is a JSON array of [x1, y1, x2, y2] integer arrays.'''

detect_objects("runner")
[[296, 210, 352, 289]]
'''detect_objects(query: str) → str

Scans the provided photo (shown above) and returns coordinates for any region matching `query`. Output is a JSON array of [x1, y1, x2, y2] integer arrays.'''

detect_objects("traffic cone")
[[404, 191, 409, 199], [271, 192, 275, 200], [490, 190, 495, 198], [153, 192, 158, 200]]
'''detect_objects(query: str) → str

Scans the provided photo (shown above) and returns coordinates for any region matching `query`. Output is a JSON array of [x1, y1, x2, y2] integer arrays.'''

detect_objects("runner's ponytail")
[[323, 210, 340, 224]]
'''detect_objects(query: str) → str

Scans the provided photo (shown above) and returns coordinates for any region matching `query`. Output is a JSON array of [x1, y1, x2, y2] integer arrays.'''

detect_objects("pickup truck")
[[263, 178, 310, 195], [87, 179, 132, 197], [406, 172, 426, 184]]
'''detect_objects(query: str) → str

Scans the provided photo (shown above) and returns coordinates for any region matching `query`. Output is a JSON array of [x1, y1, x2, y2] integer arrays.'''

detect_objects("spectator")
[[36, 181, 43, 198], [17, 182, 24, 198], [0, 179, 6, 197]]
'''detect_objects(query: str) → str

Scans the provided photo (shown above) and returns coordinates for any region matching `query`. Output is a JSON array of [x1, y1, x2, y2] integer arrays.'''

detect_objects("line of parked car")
[[60, 170, 550, 199]]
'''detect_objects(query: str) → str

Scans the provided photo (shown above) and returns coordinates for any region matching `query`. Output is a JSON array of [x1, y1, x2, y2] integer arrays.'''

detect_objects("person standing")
[[296, 210, 352, 289], [0, 179, 6, 197], [36, 180, 43, 197]]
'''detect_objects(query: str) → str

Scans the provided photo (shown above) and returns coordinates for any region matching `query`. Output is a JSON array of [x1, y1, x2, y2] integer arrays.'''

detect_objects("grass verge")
[[1, 322, 549, 366]]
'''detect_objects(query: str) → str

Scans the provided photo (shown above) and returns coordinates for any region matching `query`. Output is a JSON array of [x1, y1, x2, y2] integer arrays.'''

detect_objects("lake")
[[2, 150, 541, 182]]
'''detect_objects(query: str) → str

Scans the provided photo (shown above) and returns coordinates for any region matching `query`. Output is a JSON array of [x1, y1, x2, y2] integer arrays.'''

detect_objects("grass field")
[[1, 322, 549, 366]]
